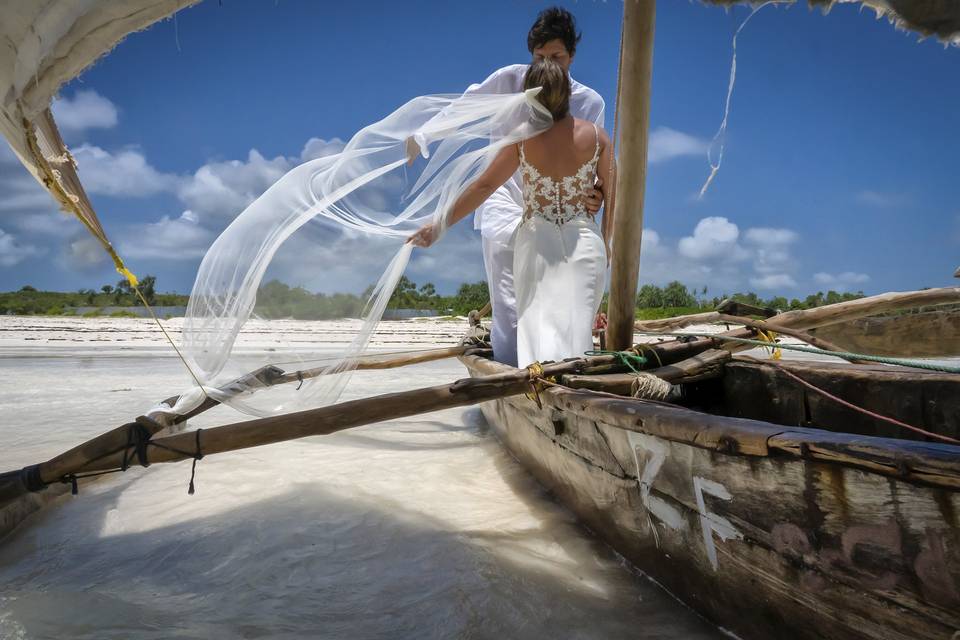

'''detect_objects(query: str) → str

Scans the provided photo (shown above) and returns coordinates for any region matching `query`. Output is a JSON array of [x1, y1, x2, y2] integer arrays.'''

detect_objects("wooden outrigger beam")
[[0, 352, 634, 508]]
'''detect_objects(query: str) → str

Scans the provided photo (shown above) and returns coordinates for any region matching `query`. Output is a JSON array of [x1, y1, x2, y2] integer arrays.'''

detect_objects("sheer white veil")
[[163, 88, 552, 418]]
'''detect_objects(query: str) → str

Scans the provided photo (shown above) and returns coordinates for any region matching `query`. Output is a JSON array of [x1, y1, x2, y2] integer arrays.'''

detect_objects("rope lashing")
[[525, 362, 546, 409], [633, 332, 960, 375], [630, 372, 672, 401], [584, 350, 648, 373], [54, 422, 206, 497], [633, 344, 663, 368]]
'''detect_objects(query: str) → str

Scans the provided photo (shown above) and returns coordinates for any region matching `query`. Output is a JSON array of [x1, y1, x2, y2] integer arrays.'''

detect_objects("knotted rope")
[[584, 349, 647, 373], [629, 372, 673, 401]]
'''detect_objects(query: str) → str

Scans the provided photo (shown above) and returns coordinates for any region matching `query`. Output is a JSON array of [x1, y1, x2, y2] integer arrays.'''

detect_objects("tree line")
[[1, 276, 865, 319], [0, 276, 186, 316], [253, 278, 489, 320], [632, 281, 865, 320]]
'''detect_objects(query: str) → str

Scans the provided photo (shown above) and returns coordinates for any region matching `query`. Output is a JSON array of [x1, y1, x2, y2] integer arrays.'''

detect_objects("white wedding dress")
[[514, 124, 607, 368]]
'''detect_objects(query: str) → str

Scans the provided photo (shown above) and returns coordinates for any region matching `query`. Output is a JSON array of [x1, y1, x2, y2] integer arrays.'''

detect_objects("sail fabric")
[[174, 89, 553, 417], [704, 1, 960, 44], [0, 0, 197, 272]]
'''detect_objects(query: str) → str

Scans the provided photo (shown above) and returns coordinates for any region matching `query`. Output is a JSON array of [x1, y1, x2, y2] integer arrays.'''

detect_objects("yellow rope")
[[756, 329, 782, 360]]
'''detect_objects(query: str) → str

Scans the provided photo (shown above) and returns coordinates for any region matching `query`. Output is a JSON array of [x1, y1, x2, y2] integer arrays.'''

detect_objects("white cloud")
[[300, 137, 345, 162], [678, 216, 746, 261], [178, 149, 291, 218], [744, 226, 799, 276], [11, 212, 80, 237], [51, 90, 118, 133], [64, 234, 106, 268], [750, 273, 797, 290], [119, 211, 215, 260], [855, 190, 907, 208], [648, 127, 709, 164], [744, 227, 798, 246], [73, 144, 178, 197], [0, 228, 44, 266], [639, 216, 804, 294], [813, 271, 870, 290]]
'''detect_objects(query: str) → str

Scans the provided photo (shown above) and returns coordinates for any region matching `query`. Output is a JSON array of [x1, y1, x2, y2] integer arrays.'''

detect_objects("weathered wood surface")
[[0, 485, 69, 542], [563, 349, 732, 393], [722, 358, 960, 443], [773, 287, 960, 330], [810, 308, 960, 358], [462, 354, 960, 640], [606, 0, 655, 350]]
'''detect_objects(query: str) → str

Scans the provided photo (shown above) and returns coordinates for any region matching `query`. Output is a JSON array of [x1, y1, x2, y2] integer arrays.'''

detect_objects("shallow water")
[[0, 348, 723, 639]]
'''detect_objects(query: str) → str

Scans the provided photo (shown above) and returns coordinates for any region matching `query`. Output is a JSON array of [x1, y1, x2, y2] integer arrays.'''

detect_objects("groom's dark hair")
[[527, 7, 582, 55]]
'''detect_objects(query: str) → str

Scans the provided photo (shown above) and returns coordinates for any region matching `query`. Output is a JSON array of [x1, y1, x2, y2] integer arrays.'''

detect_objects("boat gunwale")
[[460, 353, 960, 489]]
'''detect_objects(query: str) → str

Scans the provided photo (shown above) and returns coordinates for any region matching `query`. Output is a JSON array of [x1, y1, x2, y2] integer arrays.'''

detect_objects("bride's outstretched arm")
[[407, 144, 520, 247], [596, 128, 617, 263]]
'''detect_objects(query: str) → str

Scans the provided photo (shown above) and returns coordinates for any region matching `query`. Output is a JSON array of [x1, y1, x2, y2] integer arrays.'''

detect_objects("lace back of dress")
[[519, 123, 600, 226]]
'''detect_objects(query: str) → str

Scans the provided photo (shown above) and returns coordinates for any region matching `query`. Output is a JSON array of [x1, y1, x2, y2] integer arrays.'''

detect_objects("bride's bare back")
[[518, 116, 602, 178]]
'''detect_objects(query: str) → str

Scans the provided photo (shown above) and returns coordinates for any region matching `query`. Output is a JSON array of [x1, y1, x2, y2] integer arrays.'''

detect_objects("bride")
[[181, 58, 611, 417], [409, 59, 616, 367]]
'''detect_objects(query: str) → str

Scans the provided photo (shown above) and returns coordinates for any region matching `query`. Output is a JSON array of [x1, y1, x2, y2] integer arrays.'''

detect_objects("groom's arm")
[[406, 65, 525, 164]]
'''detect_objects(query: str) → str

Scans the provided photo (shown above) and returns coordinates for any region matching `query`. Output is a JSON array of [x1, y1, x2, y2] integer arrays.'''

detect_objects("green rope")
[[585, 350, 648, 373], [634, 332, 960, 375]]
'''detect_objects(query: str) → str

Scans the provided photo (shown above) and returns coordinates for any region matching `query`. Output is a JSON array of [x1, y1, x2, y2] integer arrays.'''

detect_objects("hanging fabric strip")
[[699, 1, 789, 198]]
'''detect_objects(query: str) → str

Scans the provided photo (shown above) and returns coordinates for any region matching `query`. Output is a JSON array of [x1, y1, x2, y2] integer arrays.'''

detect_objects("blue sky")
[[1, 0, 958, 298]]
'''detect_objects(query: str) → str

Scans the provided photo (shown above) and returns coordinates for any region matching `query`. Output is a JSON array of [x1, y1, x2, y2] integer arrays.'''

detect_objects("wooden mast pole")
[[606, 0, 656, 351]]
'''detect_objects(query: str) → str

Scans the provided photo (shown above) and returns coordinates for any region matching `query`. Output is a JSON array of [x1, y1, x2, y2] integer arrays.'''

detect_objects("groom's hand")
[[584, 177, 603, 214]]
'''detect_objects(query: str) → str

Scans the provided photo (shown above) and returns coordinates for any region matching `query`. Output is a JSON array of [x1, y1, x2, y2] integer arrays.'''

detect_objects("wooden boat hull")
[[461, 354, 960, 640]]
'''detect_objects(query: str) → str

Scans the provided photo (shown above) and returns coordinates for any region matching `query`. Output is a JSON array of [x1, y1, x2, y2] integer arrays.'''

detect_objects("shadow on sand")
[[0, 408, 722, 640]]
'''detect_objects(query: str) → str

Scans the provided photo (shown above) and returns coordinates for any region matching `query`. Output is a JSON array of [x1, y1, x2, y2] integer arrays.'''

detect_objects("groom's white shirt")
[[457, 64, 605, 244]]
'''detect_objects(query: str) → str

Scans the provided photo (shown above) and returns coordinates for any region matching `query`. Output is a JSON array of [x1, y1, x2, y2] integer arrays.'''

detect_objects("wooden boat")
[[458, 349, 960, 640]]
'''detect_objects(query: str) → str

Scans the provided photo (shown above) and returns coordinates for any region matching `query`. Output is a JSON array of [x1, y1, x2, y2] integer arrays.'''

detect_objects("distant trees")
[[0, 276, 867, 320], [633, 282, 865, 320], [449, 281, 489, 316], [0, 276, 185, 315], [252, 278, 490, 320], [138, 275, 157, 306]]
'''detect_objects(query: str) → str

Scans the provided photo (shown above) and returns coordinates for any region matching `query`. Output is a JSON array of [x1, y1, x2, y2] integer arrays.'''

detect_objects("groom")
[[409, 7, 605, 366]]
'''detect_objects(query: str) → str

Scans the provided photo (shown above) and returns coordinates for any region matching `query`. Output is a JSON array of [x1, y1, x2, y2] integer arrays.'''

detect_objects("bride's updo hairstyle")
[[523, 59, 570, 121]]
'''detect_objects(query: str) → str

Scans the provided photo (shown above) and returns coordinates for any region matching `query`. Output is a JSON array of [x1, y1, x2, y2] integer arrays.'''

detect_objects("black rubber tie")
[[188, 429, 204, 495]]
